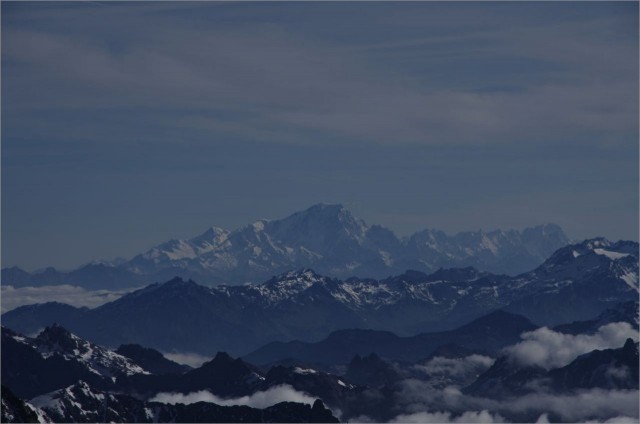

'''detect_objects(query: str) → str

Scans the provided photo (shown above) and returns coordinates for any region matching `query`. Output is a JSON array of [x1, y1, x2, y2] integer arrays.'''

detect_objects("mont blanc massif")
[[2, 204, 639, 423]]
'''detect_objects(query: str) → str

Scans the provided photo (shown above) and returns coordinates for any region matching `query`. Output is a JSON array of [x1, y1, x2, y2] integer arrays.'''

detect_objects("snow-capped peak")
[[106, 205, 576, 284], [251, 220, 267, 232], [542, 238, 638, 269], [33, 325, 148, 377], [271, 268, 332, 288]]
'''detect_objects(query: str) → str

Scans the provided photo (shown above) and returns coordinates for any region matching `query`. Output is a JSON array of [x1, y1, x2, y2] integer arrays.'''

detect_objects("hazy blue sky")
[[2, 2, 638, 271]]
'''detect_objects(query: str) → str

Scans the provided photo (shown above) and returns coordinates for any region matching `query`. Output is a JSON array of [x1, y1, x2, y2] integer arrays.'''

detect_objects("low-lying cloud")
[[162, 352, 212, 368], [0, 284, 135, 313], [150, 385, 316, 409], [414, 354, 495, 381], [390, 410, 504, 423], [382, 379, 639, 423], [349, 322, 639, 423], [504, 322, 638, 370]]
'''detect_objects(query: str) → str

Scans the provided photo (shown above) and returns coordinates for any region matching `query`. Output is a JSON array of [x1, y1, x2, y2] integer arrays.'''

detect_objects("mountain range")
[[2, 315, 637, 423], [2, 238, 637, 356], [464, 338, 639, 399], [1, 204, 571, 288], [244, 309, 537, 366], [1, 325, 345, 422], [28, 382, 338, 424]]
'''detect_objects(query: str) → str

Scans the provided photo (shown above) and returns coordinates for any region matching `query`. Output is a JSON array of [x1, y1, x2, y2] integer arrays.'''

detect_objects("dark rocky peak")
[[264, 365, 291, 380], [463, 355, 547, 398], [116, 344, 191, 375], [36, 324, 83, 352], [150, 277, 212, 299], [163, 276, 197, 287], [457, 310, 536, 334], [1, 385, 42, 423], [196, 351, 260, 378], [211, 351, 234, 364], [622, 338, 638, 355], [312, 399, 329, 414], [117, 343, 166, 361], [181, 351, 264, 397], [345, 352, 400, 387]]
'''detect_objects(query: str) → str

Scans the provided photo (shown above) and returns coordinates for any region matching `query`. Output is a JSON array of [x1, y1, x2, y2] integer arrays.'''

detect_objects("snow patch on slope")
[[594, 249, 631, 261]]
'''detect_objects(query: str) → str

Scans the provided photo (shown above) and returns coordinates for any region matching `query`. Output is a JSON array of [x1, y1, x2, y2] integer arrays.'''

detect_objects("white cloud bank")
[[390, 410, 504, 423], [150, 385, 316, 409], [386, 379, 639, 424], [162, 352, 212, 368], [415, 354, 495, 380], [504, 322, 639, 370], [0, 284, 136, 313]]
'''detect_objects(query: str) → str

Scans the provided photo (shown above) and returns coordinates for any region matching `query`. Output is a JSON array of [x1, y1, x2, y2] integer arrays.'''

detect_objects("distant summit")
[[2, 204, 571, 288]]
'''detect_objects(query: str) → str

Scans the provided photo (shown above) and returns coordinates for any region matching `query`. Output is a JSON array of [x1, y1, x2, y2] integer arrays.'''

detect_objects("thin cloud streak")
[[150, 385, 316, 409], [3, 4, 637, 147], [0, 284, 135, 313]]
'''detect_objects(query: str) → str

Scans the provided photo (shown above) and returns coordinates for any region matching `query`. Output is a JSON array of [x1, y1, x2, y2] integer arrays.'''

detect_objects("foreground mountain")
[[1, 325, 148, 399], [1, 386, 41, 423], [113, 351, 359, 415], [26, 381, 338, 423], [344, 353, 403, 387], [2, 204, 570, 288], [115, 344, 192, 375], [2, 320, 637, 423], [115, 351, 267, 399], [1, 323, 356, 403], [1, 329, 348, 423], [1, 325, 348, 422], [547, 338, 639, 391], [3, 238, 636, 355]]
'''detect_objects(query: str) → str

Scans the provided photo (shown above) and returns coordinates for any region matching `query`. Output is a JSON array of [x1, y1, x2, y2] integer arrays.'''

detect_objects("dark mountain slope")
[[27, 381, 338, 423], [244, 310, 536, 365], [116, 344, 191, 375]]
